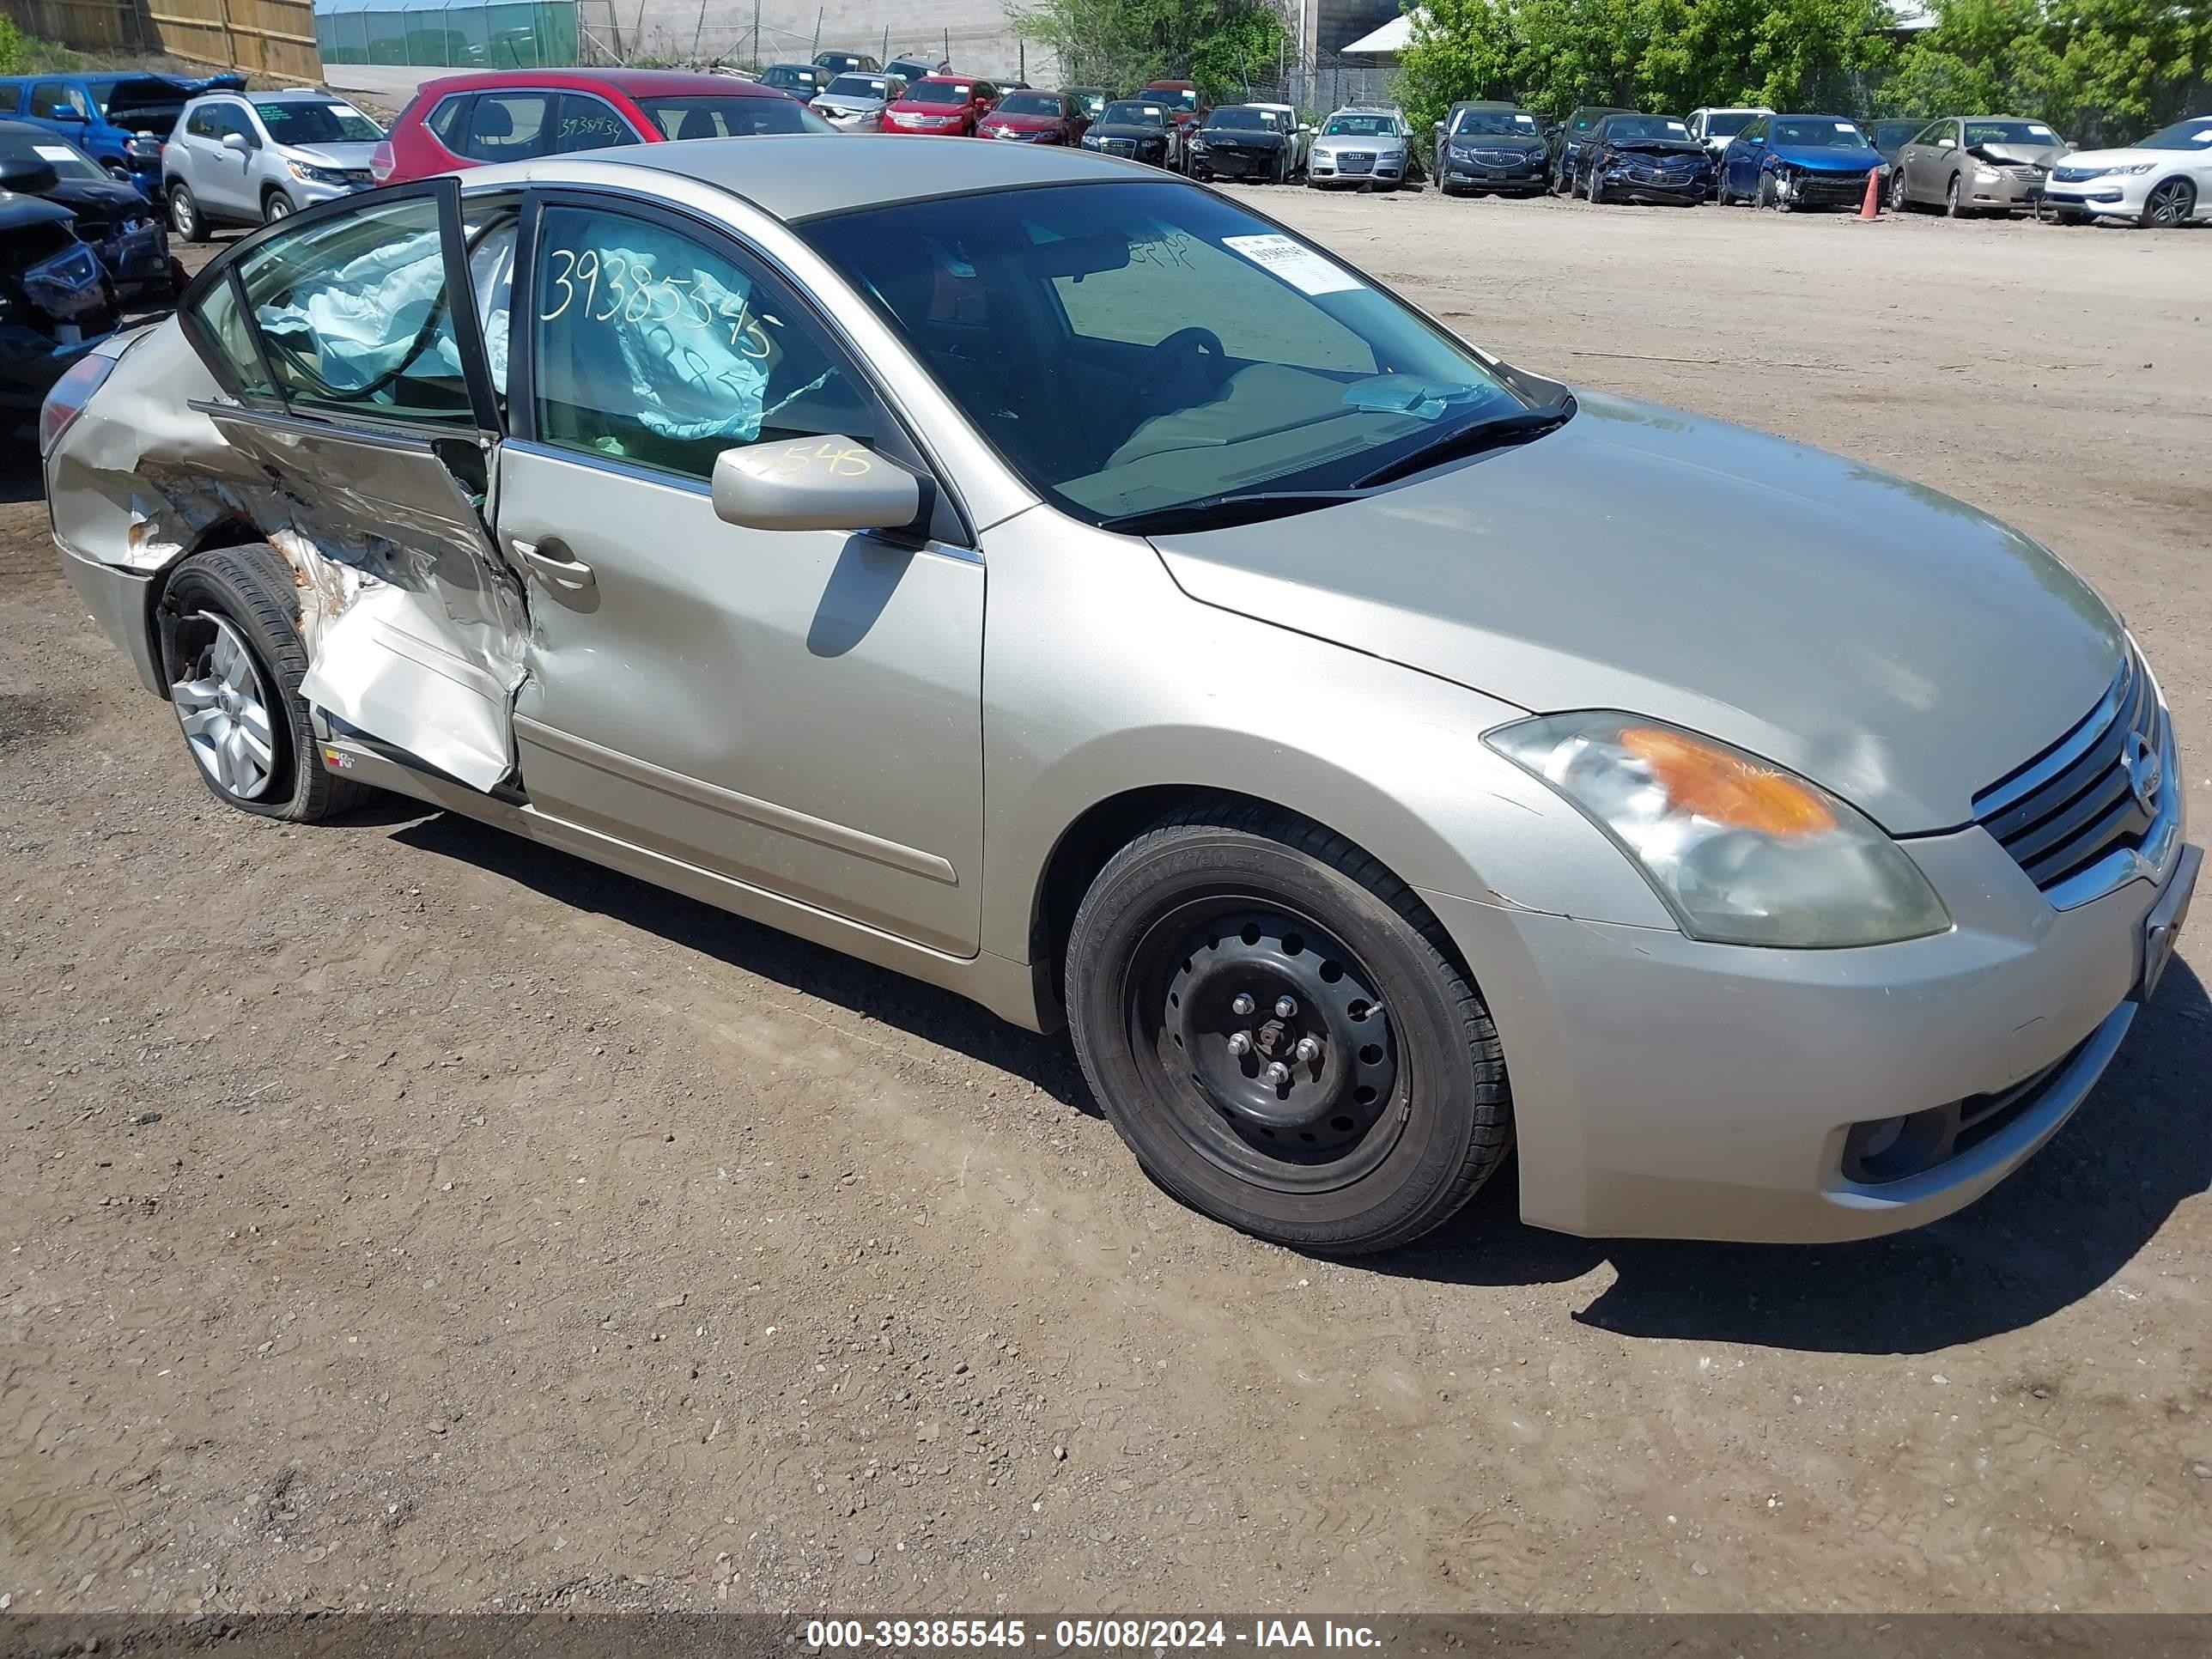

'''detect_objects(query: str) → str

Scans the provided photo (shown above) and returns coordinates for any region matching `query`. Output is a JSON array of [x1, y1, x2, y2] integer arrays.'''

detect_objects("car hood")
[[1314, 133, 1405, 150], [44, 175, 149, 216], [1146, 392, 2124, 833], [285, 141, 380, 169], [1771, 142, 1887, 171], [1203, 126, 1285, 144], [1606, 139, 1708, 158], [815, 94, 886, 114], [2057, 144, 2164, 169], [981, 113, 1060, 131], [0, 190, 76, 231], [1449, 133, 1546, 153], [1091, 121, 1170, 140], [1970, 140, 2069, 167]]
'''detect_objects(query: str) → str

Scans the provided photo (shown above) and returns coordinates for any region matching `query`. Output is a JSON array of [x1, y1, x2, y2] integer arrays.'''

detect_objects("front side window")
[[528, 204, 878, 482], [30, 82, 83, 119], [802, 181, 1528, 524], [230, 192, 479, 425], [1912, 119, 1954, 146], [633, 94, 830, 137], [256, 99, 383, 145]]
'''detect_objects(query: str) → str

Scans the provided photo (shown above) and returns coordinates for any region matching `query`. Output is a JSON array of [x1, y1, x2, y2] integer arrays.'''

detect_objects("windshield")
[[0, 128, 104, 179], [1771, 118, 1866, 147], [255, 100, 382, 144], [1322, 113, 1398, 137], [1069, 89, 1107, 116], [1871, 119, 1921, 146], [801, 180, 1528, 525], [886, 60, 936, 79], [1705, 111, 1758, 137], [2136, 117, 2212, 150], [1103, 102, 1166, 126], [826, 75, 890, 99], [997, 93, 1062, 117], [1603, 115, 1691, 142], [1208, 107, 1278, 131], [635, 94, 830, 135], [763, 65, 817, 88], [1451, 108, 1537, 136], [1964, 119, 2060, 146], [1144, 86, 1199, 109], [908, 81, 974, 106]]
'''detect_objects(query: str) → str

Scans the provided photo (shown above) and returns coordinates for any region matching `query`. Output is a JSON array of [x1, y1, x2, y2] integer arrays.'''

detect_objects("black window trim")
[[174, 173, 503, 437], [507, 183, 972, 550]]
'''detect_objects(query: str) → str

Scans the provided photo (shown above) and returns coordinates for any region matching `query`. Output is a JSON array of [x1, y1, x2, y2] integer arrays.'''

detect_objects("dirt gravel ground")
[[3, 191, 2210, 1620]]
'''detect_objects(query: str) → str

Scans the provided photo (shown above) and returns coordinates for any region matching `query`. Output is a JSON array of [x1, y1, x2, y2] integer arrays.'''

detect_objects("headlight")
[[1485, 712, 1951, 948], [2111, 162, 2154, 175], [1974, 167, 1999, 182], [288, 160, 354, 186], [1081, 134, 1101, 148]]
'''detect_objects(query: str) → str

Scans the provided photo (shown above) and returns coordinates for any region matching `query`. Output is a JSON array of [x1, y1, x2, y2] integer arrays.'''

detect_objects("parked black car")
[[1867, 118, 1929, 163], [1434, 100, 1548, 195], [1079, 99, 1183, 170], [1548, 104, 1632, 191], [1191, 105, 1301, 183], [1571, 112, 1713, 204], [0, 123, 178, 303], [0, 188, 114, 441]]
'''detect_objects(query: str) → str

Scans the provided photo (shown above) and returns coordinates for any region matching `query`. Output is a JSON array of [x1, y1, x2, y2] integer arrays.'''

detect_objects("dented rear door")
[[176, 177, 526, 791]]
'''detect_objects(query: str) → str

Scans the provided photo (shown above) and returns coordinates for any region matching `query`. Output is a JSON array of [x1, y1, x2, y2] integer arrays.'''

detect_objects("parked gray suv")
[[165, 88, 382, 238]]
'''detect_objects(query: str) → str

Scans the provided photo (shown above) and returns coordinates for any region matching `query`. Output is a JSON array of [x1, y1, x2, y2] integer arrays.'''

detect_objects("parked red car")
[[879, 74, 1001, 137], [975, 88, 1091, 146], [1137, 79, 1208, 139], [372, 68, 830, 185]]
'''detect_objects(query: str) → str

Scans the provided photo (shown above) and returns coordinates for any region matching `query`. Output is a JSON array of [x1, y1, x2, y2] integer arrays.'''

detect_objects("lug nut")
[[1294, 1036, 1322, 1063], [1226, 1031, 1252, 1056], [1274, 995, 1298, 1018], [1264, 1061, 1291, 1085], [1231, 993, 1256, 1017]]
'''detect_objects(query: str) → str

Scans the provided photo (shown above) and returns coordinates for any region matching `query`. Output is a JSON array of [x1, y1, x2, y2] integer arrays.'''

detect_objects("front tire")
[[1888, 167, 1908, 211], [1065, 803, 1512, 1255], [1945, 173, 1968, 216], [262, 190, 295, 222], [161, 544, 374, 823], [168, 181, 208, 243], [2141, 178, 2195, 228]]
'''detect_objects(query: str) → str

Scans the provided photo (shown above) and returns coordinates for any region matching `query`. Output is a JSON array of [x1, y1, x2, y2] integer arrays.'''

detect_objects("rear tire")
[[1065, 801, 1513, 1255], [161, 544, 374, 823], [168, 181, 209, 243]]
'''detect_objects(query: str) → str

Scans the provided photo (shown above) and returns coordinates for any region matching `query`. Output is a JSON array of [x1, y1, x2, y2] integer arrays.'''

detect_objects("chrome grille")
[[1973, 649, 2168, 900], [1337, 151, 1374, 173]]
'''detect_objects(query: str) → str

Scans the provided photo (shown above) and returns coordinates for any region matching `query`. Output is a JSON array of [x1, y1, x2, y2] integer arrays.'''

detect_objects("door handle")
[[513, 537, 596, 591]]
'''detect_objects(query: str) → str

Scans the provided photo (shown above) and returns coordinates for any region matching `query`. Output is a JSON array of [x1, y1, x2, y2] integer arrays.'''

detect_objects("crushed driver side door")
[[175, 177, 526, 790]]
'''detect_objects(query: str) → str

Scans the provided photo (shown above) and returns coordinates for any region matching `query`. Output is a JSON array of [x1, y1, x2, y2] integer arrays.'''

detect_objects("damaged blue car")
[[1716, 113, 1888, 210]]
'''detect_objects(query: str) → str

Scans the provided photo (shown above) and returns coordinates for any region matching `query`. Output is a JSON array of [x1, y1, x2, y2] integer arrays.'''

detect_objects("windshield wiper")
[[1099, 489, 1369, 537], [1352, 398, 1575, 489]]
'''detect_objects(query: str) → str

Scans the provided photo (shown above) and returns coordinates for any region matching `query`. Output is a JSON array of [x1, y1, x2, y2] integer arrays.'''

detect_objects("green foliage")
[[1399, 0, 1898, 131], [1881, 0, 2210, 141], [1400, 0, 2209, 143], [1011, 0, 1287, 102]]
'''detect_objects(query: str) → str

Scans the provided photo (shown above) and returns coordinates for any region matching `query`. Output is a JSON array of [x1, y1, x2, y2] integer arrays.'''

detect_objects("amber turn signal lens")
[[1620, 726, 1838, 838]]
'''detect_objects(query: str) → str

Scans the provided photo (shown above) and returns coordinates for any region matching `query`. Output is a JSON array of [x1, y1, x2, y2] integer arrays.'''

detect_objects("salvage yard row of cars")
[[35, 121, 2200, 1255]]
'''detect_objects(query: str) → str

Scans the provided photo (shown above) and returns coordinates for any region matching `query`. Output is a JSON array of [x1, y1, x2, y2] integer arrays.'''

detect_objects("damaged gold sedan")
[[43, 138, 2195, 1257]]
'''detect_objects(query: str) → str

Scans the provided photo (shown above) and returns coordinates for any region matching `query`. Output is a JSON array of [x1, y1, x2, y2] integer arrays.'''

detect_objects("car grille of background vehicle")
[[1338, 151, 1374, 173], [1972, 646, 2167, 895]]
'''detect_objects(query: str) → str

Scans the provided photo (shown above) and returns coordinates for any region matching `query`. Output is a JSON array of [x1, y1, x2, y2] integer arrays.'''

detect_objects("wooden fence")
[[2, 0, 323, 80]]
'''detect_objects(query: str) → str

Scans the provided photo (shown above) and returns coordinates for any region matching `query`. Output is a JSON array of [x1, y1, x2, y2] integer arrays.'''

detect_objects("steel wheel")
[[1131, 902, 1405, 1193], [170, 612, 278, 801], [2142, 179, 2194, 228]]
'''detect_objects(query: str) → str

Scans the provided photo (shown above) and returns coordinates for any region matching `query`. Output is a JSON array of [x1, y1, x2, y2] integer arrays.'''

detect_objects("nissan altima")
[[43, 138, 2197, 1255]]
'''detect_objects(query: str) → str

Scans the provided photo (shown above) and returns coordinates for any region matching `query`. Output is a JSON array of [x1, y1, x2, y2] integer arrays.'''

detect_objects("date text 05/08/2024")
[[805, 1620, 1384, 1650]]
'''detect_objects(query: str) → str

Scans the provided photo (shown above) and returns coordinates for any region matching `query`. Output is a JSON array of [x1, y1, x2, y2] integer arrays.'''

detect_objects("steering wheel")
[[1112, 325, 1230, 446]]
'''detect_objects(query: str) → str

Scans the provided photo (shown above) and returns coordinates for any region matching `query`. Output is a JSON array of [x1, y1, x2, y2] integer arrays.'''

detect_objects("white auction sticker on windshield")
[[1222, 234, 1363, 296], [33, 144, 78, 161]]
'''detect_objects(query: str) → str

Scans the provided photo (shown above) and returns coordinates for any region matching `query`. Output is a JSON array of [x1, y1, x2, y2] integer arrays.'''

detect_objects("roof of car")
[[414, 67, 785, 101], [466, 132, 1133, 222]]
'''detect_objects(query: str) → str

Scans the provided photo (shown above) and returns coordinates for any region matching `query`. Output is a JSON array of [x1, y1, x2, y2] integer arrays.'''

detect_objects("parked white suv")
[[1687, 106, 1771, 167], [164, 88, 383, 239]]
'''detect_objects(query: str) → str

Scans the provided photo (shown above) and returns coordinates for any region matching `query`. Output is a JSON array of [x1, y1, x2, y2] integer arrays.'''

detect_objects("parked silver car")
[[45, 141, 2197, 1255], [809, 70, 906, 131], [1307, 104, 1419, 189], [164, 88, 382, 238]]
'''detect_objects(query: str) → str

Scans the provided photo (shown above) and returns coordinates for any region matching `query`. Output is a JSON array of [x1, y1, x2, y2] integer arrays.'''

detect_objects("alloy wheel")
[[265, 195, 293, 222], [170, 612, 279, 800], [2143, 179, 2193, 228]]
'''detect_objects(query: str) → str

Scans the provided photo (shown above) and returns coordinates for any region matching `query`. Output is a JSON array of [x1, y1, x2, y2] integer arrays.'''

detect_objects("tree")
[[1011, 0, 1288, 101]]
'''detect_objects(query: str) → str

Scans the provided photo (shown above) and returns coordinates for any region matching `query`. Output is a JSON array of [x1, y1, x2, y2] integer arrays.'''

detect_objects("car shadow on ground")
[[389, 806, 2209, 1354]]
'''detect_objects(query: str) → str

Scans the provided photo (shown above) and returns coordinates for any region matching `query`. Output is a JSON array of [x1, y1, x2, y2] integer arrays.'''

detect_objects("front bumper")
[[1597, 168, 1708, 203], [1194, 146, 1279, 179], [1964, 169, 2046, 209], [2045, 177, 2151, 217], [1773, 167, 1878, 209], [1443, 153, 1547, 190], [1309, 150, 1404, 185], [1425, 819, 2198, 1243]]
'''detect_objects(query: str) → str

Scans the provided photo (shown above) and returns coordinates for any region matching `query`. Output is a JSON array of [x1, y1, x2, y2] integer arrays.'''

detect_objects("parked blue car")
[[1714, 112, 1888, 210], [0, 70, 246, 200]]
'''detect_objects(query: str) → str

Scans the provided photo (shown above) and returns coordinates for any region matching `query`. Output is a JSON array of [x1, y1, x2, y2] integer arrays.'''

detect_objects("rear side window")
[[426, 94, 471, 143], [228, 193, 479, 425], [186, 105, 218, 137], [459, 89, 550, 160], [552, 93, 640, 152]]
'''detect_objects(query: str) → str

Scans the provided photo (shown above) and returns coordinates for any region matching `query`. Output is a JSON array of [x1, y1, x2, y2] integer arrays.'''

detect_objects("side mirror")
[[712, 437, 922, 534], [0, 155, 60, 192], [222, 130, 252, 153], [53, 106, 87, 122]]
